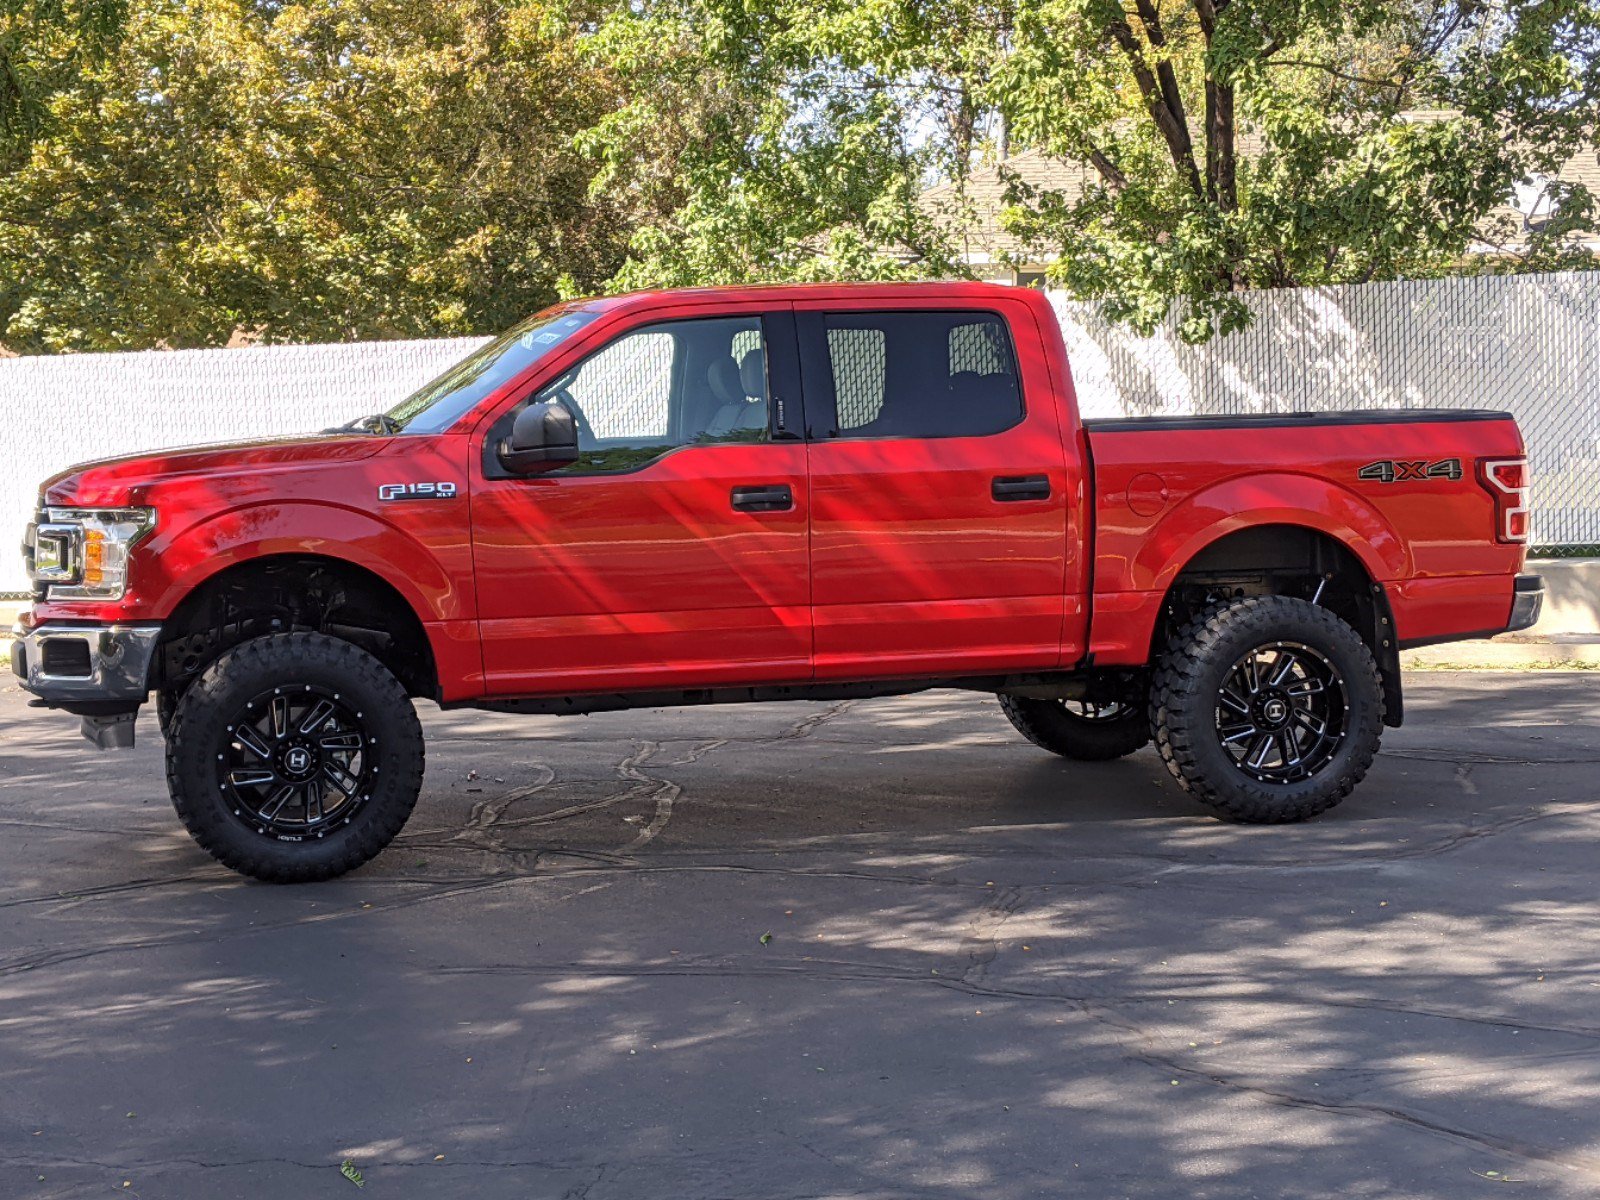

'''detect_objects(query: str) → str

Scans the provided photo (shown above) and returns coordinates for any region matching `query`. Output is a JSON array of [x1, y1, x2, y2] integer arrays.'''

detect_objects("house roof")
[[926, 117, 1600, 266]]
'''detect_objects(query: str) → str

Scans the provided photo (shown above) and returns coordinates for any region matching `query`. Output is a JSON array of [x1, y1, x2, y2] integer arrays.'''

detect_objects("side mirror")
[[498, 399, 579, 474]]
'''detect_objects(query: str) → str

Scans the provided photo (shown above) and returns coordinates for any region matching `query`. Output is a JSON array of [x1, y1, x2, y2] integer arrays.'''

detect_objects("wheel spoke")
[[305, 781, 325, 824], [1220, 722, 1258, 746], [319, 731, 363, 752], [1268, 652, 1299, 688], [234, 724, 273, 760], [227, 767, 275, 789], [259, 784, 296, 824], [1292, 709, 1327, 738], [323, 761, 359, 797], [269, 695, 290, 740], [298, 699, 336, 734], [1218, 687, 1251, 716], [1246, 734, 1274, 770], [1286, 677, 1325, 697], [1275, 730, 1299, 770]]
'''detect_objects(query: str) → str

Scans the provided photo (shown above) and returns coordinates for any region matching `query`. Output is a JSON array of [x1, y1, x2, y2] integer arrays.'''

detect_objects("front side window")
[[534, 316, 770, 473], [821, 311, 1023, 439]]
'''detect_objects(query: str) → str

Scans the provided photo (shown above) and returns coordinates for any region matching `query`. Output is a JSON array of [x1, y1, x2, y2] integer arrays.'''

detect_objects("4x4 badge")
[[1358, 458, 1462, 484], [378, 482, 459, 501]]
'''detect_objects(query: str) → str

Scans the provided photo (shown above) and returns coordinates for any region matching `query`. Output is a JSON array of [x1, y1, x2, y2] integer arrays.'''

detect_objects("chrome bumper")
[[10, 621, 160, 707], [1506, 573, 1544, 633]]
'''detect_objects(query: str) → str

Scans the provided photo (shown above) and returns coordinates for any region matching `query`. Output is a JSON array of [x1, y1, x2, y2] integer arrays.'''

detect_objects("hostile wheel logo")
[[284, 747, 312, 774], [1262, 697, 1287, 724]]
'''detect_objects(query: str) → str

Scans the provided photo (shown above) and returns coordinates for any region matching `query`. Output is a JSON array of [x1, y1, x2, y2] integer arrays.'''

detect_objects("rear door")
[[795, 299, 1075, 679], [471, 304, 813, 695]]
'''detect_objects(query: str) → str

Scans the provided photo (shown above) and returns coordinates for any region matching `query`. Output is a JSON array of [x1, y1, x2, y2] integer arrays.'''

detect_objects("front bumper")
[[10, 620, 160, 710], [1506, 573, 1544, 633]]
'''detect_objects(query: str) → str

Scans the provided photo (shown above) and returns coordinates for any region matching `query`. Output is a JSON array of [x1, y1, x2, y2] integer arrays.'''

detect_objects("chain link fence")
[[1052, 272, 1600, 553]]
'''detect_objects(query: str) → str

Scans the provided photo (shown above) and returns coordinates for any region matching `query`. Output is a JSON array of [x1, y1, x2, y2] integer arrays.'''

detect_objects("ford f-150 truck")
[[12, 282, 1543, 882]]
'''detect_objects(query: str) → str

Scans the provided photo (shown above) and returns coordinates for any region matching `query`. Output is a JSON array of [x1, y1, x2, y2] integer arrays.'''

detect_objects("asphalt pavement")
[[3, 671, 1600, 1199]]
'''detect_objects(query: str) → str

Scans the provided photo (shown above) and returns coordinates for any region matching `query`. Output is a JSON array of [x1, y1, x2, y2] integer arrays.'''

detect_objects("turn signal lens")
[[82, 528, 107, 586]]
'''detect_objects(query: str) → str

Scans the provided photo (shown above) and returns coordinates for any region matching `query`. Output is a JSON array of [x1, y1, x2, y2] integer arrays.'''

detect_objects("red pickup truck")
[[13, 282, 1541, 882]]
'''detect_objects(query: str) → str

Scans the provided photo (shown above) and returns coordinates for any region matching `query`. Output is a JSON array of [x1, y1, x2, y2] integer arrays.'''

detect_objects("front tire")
[[165, 632, 424, 882], [1150, 595, 1383, 824], [999, 695, 1151, 761]]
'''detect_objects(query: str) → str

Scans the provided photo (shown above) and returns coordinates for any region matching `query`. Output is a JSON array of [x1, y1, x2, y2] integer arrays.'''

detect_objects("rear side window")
[[818, 311, 1023, 439]]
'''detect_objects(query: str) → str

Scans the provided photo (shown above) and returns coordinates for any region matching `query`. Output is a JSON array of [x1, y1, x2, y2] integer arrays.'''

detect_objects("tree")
[[0, 0, 632, 352], [589, 0, 1600, 339], [572, 0, 994, 289], [995, 0, 1600, 337]]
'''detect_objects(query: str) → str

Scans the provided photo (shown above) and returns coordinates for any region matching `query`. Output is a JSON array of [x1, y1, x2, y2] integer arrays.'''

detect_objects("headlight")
[[26, 507, 156, 600]]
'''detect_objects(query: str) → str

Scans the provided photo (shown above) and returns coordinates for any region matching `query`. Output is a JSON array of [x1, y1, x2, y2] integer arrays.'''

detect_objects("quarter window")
[[819, 311, 1023, 439]]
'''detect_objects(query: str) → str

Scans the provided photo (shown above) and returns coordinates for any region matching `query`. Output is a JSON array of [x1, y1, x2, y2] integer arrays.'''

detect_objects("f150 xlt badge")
[[1358, 458, 1462, 484], [378, 482, 459, 502]]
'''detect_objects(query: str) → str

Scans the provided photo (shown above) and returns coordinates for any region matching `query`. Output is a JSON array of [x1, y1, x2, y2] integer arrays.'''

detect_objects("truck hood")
[[42, 434, 387, 507]]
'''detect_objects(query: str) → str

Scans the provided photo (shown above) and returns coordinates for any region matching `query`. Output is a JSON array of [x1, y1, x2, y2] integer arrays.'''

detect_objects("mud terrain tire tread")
[[165, 632, 424, 882], [1149, 595, 1383, 824]]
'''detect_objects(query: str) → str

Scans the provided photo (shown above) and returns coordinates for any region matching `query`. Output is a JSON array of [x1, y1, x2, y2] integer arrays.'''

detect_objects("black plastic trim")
[[1084, 409, 1516, 434], [1397, 628, 1507, 651], [1370, 584, 1404, 728], [448, 670, 1094, 717]]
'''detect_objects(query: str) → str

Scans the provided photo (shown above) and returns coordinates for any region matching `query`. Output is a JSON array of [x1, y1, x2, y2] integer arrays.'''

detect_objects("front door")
[[796, 300, 1074, 679], [472, 307, 811, 695]]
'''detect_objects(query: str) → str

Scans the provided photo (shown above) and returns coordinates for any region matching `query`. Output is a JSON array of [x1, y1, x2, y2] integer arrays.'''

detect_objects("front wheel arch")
[[154, 554, 441, 711]]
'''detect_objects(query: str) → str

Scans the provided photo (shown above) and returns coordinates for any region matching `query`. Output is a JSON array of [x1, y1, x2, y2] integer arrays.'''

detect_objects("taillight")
[[1478, 457, 1529, 543]]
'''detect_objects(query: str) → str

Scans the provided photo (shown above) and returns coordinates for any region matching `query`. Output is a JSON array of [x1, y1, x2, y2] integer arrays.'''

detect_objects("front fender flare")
[[140, 501, 465, 623]]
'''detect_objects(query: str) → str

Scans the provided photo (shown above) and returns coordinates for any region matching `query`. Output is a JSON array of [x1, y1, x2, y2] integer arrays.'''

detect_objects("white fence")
[[0, 337, 488, 594], [2, 272, 1597, 593], [1053, 272, 1600, 550]]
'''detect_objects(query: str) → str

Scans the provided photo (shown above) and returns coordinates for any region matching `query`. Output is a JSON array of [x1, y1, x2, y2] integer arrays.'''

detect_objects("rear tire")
[[164, 632, 424, 882], [1150, 595, 1383, 823], [999, 695, 1151, 761]]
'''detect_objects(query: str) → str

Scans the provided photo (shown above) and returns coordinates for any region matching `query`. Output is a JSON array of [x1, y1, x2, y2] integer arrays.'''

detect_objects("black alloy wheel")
[[165, 632, 425, 882], [1215, 641, 1346, 784], [998, 689, 1152, 761], [218, 685, 375, 838], [1150, 595, 1383, 823]]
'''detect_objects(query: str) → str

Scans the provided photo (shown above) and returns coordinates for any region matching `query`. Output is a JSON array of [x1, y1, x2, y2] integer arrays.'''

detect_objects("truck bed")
[[1082, 407, 1527, 663]]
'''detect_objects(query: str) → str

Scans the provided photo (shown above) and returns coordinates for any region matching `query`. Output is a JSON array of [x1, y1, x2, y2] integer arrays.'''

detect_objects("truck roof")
[[580, 279, 1039, 316]]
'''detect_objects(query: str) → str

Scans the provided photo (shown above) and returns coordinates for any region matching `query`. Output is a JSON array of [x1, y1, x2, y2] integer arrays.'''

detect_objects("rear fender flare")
[[1131, 473, 1408, 597]]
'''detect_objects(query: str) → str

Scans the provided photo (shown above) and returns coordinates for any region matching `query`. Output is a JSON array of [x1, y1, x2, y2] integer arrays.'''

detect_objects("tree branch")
[[1106, 16, 1202, 197]]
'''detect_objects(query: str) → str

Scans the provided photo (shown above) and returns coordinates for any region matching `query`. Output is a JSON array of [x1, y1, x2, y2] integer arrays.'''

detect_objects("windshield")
[[385, 304, 602, 433]]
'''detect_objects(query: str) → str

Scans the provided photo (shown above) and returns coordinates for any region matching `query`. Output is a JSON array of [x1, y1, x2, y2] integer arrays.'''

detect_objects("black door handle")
[[992, 474, 1051, 502], [731, 484, 794, 512]]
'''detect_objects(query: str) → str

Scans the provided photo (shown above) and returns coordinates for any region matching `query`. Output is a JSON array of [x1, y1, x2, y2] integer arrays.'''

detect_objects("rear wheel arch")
[[1153, 523, 1403, 727], [154, 554, 441, 708]]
